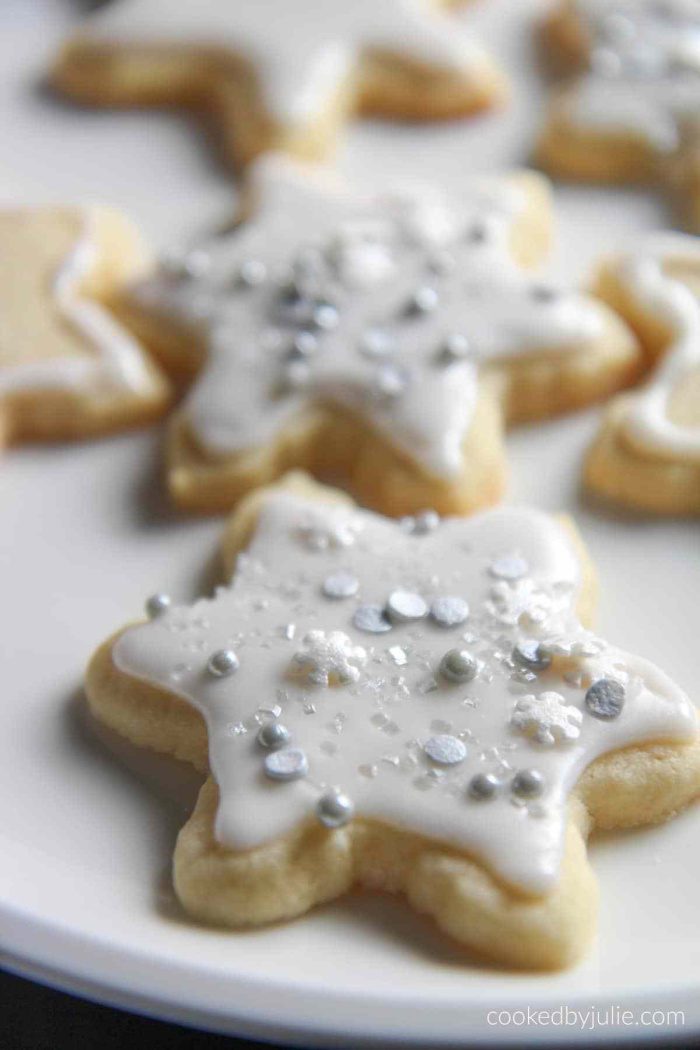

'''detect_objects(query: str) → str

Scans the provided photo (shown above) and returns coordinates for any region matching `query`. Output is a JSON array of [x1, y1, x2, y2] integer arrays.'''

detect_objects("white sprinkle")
[[489, 555, 529, 580], [354, 604, 392, 634], [430, 596, 469, 628], [388, 645, 408, 666], [264, 748, 309, 781], [424, 735, 467, 766], [386, 590, 428, 624], [322, 571, 359, 600]]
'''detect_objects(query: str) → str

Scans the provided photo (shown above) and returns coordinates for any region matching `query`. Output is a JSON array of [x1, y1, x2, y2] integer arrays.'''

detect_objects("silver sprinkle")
[[489, 555, 528, 580], [375, 363, 409, 399], [359, 328, 394, 359], [511, 769, 544, 799], [585, 678, 626, 721], [207, 648, 239, 677], [257, 721, 291, 750], [264, 748, 309, 781], [353, 604, 392, 634], [408, 286, 439, 315], [316, 790, 354, 828], [386, 590, 428, 624], [439, 648, 478, 683], [530, 284, 559, 303], [430, 596, 469, 628], [413, 510, 440, 535], [182, 249, 211, 278], [322, 571, 359, 600], [438, 333, 472, 365], [313, 302, 339, 330], [512, 640, 552, 672], [423, 734, 467, 766], [145, 593, 171, 619], [291, 330, 319, 357], [238, 259, 267, 287], [468, 772, 501, 800]]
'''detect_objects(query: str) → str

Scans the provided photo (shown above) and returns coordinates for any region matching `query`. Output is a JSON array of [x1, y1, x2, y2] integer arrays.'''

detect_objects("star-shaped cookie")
[[87, 473, 700, 970], [0, 206, 169, 457], [537, 0, 700, 230], [111, 156, 640, 516], [586, 232, 700, 514], [51, 0, 507, 170]]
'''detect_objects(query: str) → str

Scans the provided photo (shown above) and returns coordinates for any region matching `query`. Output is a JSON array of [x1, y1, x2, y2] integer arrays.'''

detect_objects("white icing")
[[113, 491, 697, 895], [570, 0, 700, 152], [616, 233, 700, 460], [78, 0, 490, 125], [0, 209, 154, 399], [130, 157, 605, 479]]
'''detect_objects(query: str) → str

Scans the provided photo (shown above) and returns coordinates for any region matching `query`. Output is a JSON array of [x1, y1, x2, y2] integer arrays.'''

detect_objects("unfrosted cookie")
[[0, 206, 169, 456], [110, 155, 640, 517], [51, 0, 507, 171], [537, 0, 700, 231], [585, 233, 700, 514], [86, 472, 700, 970]]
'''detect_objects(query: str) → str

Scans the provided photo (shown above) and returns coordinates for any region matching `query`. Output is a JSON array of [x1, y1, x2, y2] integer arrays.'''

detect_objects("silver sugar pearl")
[[264, 747, 309, 781], [408, 286, 439, 315], [313, 302, 339, 330], [513, 640, 552, 672], [386, 589, 428, 624], [413, 510, 440, 535], [430, 596, 469, 628], [440, 648, 478, 683], [468, 772, 501, 800], [257, 721, 291, 750], [238, 259, 267, 287], [145, 593, 171, 619], [360, 328, 394, 359], [423, 734, 467, 766], [353, 604, 393, 634], [322, 571, 359, 600], [511, 769, 544, 799], [182, 249, 211, 278], [585, 678, 625, 721], [207, 648, 240, 677], [489, 555, 529, 580], [316, 789, 354, 828], [375, 363, 409, 399], [438, 333, 472, 364], [291, 330, 319, 358]]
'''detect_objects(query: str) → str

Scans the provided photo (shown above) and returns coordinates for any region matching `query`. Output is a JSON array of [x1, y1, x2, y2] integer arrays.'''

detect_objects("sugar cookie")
[[111, 156, 640, 516], [0, 206, 169, 455], [586, 233, 700, 514], [51, 0, 508, 170], [537, 0, 700, 230], [86, 473, 700, 970]]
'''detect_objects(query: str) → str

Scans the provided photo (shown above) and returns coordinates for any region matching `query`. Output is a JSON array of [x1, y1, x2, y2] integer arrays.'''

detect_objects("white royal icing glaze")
[[615, 233, 700, 460], [0, 209, 154, 399], [113, 491, 697, 896], [130, 157, 605, 479], [569, 0, 700, 152], [78, 0, 490, 125]]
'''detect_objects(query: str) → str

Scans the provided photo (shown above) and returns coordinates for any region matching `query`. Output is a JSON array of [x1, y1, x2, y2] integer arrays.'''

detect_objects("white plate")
[[1, 0, 698, 1044]]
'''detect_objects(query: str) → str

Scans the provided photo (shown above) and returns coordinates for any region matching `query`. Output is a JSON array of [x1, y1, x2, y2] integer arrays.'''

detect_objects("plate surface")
[[1, 0, 698, 1044]]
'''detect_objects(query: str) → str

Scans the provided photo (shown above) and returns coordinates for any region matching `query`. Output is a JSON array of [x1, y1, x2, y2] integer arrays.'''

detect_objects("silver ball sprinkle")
[[439, 648, 478, 684], [375, 363, 409, 399], [207, 648, 240, 677], [430, 596, 469, 628], [585, 678, 626, 721], [181, 248, 211, 278], [386, 589, 428, 624], [359, 327, 394, 359], [511, 769, 544, 799], [489, 554, 529, 581], [238, 259, 267, 288], [353, 604, 393, 634], [408, 285, 439, 315], [423, 734, 467, 766], [264, 747, 309, 782], [322, 571, 359, 600], [291, 330, 319, 358], [438, 333, 472, 365], [413, 510, 440, 535], [468, 772, 501, 800], [512, 640, 552, 672], [313, 302, 339, 330], [257, 721, 291, 751], [316, 789, 354, 828], [145, 593, 171, 619]]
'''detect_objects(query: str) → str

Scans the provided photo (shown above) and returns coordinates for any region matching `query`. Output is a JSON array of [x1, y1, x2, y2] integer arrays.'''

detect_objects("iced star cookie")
[[51, 0, 507, 171], [110, 156, 640, 516], [537, 0, 700, 230], [0, 207, 169, 456], [585, 233, 700, 514], [86, 473, 700, 970]]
